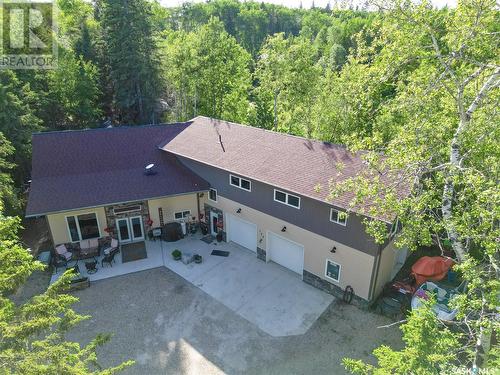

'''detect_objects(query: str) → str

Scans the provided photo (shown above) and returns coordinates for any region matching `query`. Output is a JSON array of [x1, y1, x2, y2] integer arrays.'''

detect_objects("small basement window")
[[174, 210, 191, 220], [325, 259, 341, 282], [274, 189, 300, 209], [229, 174, 251, 191], [330, 208, 347, 226], [208, 188, 217, 202]]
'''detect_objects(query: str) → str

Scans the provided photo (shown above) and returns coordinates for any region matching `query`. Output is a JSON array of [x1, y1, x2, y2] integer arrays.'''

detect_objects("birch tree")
[[334, 0, 499, 372]]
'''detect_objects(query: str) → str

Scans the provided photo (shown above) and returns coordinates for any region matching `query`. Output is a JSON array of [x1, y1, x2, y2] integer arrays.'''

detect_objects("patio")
[[52, 233, 334, 336], [50, 239, 166, 284]]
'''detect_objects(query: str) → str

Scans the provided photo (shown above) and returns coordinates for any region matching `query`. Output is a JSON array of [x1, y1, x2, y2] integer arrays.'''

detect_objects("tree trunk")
[[136, 81, 144, 123], [440, 68, 499, 371], [441, 67, 500, 264], [273, 91, 278, 131]]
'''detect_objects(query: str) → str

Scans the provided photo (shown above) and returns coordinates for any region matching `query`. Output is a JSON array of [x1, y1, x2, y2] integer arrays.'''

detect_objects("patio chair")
[[102, 238, 119, 256], [55, 244, 73, 262], [101, 248, 119, 268], [52, 253, 69, 273], [80, 238, 99, 258]]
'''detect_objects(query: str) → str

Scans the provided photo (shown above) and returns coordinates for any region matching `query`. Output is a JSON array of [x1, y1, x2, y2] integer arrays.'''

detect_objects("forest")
[[0, 0, 498, 373], [0, 0, 378, 212]]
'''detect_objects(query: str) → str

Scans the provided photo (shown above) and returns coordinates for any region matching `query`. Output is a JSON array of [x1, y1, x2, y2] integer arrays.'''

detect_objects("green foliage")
[[47, 50, 102, 129], [334, 0, 499, 372], [101, 0, 163, 124], [162, 17, 251, 123], [343, 300, 459, 374], [0, 70, 42, 197], [254, 33, 321, 135], [0, 214, 133, 374], [0, 134, 17, 213]]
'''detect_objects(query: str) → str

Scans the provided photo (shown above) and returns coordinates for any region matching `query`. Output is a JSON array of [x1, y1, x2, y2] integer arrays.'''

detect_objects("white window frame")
[[229, 174, 251, 192], [325, 259, 341, 282], [113, 204, 141, 215], [65, 212, 101, 242], [330, 208, 347, 226], [174, 210, 191, 220], [273, 189, 301, 209], [208, 188, 218, 202]]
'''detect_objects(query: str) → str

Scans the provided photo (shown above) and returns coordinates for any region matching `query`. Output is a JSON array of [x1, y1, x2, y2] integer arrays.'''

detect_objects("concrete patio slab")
[[51, 234, 334, 337], [160, 237, 335, 337], [50, 241, 165, 284]]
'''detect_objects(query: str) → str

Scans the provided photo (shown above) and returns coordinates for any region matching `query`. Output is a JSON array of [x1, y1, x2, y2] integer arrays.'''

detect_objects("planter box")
[[69, 277, 90, 291]]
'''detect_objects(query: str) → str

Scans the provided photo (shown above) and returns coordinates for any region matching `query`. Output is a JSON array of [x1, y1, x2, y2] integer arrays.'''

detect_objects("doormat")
[[122, 242, 147, 263], [211, 250, 230, 257], [201, 235, 214, 244]]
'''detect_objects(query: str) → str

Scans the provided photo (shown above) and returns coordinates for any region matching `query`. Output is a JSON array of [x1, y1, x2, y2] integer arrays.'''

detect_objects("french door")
[[116, 216, 144, 243]]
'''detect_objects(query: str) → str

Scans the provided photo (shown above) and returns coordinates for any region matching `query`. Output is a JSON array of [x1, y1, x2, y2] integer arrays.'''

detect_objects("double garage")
[[226, 214, 304, 275]]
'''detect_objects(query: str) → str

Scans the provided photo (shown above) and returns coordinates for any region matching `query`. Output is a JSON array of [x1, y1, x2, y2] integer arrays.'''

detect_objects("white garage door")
[[227, 214, 257, 252], [268, 232, 304, 275]]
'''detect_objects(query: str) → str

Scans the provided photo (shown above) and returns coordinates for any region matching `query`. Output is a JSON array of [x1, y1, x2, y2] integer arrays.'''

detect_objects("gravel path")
[[65, 267, 402, 375]]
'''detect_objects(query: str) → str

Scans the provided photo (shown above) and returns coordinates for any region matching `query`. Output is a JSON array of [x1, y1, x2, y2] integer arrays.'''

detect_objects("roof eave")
[[25, 189, 210, 218]]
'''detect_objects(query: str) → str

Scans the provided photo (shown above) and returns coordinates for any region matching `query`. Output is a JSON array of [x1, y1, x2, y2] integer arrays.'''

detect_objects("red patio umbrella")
[[411, 256, 454, 285]]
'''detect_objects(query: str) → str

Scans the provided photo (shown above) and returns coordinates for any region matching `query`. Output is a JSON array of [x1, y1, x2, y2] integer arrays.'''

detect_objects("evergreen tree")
[[0, 71, 42, 203], [0, 213, 134, 374], [101, 0, 163, 124]]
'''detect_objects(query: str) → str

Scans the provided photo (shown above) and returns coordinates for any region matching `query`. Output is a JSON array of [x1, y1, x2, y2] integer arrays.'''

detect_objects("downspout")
[[368, 243, 383, 302], [196, 193, 201, 223], [45, 215, 55, 248]]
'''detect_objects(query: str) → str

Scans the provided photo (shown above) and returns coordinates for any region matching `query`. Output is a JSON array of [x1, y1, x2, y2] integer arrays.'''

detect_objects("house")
[[26, 116, 405, 305]]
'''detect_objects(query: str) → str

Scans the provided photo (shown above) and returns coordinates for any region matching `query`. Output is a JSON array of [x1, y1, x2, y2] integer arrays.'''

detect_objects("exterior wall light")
[[281, 226, 287, 232], [236, 208, 242, 213], [330, 246, 337, 253]]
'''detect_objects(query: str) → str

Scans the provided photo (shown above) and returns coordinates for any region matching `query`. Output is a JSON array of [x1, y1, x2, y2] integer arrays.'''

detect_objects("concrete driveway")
[[161, 237, 334, 336], [67, 268, 402, 375]]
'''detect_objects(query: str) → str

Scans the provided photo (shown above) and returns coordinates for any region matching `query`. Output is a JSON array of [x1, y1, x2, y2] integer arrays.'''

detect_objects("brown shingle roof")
[[162, 116, 399, 222], [26, 123, 210, 217]]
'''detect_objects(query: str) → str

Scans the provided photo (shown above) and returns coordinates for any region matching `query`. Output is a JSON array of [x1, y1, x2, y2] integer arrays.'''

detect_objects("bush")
[[171, 249, 182, 259]]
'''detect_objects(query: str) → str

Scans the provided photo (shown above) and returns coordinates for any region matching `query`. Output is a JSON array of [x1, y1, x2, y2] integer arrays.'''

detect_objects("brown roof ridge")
[[189, 116, 349, 151], [32, 122, 188, 137]]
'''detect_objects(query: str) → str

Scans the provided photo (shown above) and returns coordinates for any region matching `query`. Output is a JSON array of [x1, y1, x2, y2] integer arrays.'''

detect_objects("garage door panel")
[[268, 233, 304, 275], [228, 214, 257, 252]]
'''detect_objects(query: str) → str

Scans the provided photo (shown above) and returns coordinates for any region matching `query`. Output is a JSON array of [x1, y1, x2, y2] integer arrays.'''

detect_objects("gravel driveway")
[[67, 267, 402, 375]]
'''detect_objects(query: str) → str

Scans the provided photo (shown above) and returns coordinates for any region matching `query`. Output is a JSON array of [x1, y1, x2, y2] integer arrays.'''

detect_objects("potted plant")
[[194, 254, 202, 264], [171, 249, 182, 261]]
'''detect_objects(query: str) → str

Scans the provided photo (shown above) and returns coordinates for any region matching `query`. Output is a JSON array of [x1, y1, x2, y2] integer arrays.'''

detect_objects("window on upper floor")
[[208, 188, 217, 202], [330, 208, 347, 226], [229, 174, 251, 191], [274, 189, 300, 209]]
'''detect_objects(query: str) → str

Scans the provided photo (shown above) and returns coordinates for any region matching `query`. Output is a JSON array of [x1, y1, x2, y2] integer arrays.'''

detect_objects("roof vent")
[[144, 163, 157, 176]]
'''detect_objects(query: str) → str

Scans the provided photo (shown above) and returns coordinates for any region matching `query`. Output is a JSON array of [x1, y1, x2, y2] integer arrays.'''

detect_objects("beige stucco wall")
[[372, 240, 404, 298], [209, 195, 375, 300], [148, 193, 201, 225], [47, 207, 107, 245]]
